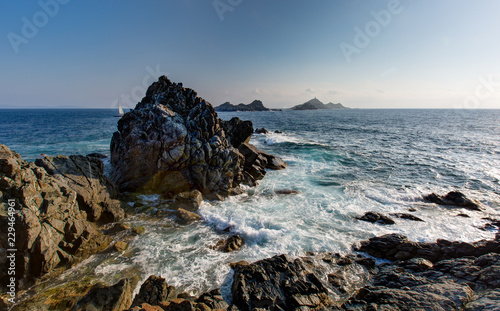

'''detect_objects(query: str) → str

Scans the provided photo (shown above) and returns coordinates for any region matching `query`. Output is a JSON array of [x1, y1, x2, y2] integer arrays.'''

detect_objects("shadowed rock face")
[[110, 76, 244, 198]]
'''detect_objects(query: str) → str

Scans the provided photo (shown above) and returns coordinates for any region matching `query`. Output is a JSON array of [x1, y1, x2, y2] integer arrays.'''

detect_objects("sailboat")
[[115, 101, 124, 117]]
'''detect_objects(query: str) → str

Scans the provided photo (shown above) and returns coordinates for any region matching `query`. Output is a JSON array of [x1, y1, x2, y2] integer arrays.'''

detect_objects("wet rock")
[[220, 117, 253, 148], [274, 130, 283, 134], [238, 142, 286, 186], [132, 275, 177, 308], [0, 144, 114, 290], [132, 226, 146, 235], [356, 212, 395, 225], [175, 208, 201, 224], [424, 191, 481, 211], [196, 289, 229, 310], [464, 289, 500, 310], [172, 190, 203, 211], [105, 223, 131, 235], [255, 128, 269, 134], [114, 241, 129, 252], [275, 189, 300, 195], [213, 235, 244, 252], [74, 278, 134, 311], [231, 254, 335, 310], [391, 213, 424, 222]]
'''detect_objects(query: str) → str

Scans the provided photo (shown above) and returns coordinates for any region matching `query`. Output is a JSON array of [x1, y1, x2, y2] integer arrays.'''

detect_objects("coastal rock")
[[220, 117, 253, 148], [110, 76, 244, 198], [213, 234, 244, 252], [35, 154, 126, 224], [424, 191, 481, 211], [231, 254, 335, 310], [355, 233, 500, 263], [255, 128, 269, 134], [196, 289, 229, 310], [238, 142, 287, 186], [0, 144, 116, 290], [391, 213, 425, 222], [175, 208, 202, 224], [291, 98, 348, 110], [172, 190, 203, 211], [356, 212, 395, 225], [110, 76, 285, 200], [275, 189, 300, 195], [131, 275, 177, 308]]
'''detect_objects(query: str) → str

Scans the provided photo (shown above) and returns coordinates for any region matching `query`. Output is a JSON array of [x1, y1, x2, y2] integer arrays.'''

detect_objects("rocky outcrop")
[[74, 278, 134, 311], [212, 234, 244, 252], [424, 191, 481, 211], [291, 98, 348, 110], [356, 212, 395, 225], [110, 76, 285, 199], [131, 275, 177, 308], [356, 233, 500, 262], [0, 144, 123, 291]]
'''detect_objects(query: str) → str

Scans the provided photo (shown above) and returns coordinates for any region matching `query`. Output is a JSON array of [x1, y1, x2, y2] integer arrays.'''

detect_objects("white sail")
[[118, 102, 124, 115]]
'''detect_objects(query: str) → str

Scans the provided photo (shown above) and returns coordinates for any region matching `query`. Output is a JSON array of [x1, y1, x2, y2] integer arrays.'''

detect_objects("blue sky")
[[1, 0, 499, 109]]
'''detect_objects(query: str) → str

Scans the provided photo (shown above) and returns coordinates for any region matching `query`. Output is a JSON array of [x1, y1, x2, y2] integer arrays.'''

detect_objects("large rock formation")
[[110, 76, 286, 199], [0, 144, 123, 291]]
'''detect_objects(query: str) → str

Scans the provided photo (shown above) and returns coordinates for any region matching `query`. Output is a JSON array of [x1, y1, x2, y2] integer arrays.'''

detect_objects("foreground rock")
[[110, 76, 286, 199], [0, 144, 124, 291], [424, 191, 481, 211]]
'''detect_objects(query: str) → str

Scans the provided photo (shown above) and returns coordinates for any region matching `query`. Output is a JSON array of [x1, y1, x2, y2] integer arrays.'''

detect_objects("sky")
[[1, 0, 500, 109]]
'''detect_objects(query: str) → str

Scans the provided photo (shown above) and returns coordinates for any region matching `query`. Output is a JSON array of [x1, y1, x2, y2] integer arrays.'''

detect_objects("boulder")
[[391, 213, 425, 222], [231, 254, 335, 310], [213, 235, 244, 252], [275, 189, 300, 195], [424, 191, 481, 211], [196, 289, 229, 310], [131, 275, 177, 308], [172, 190, 203, 211], [255, 128, 269, 134], [0, 144, 115, 290], [356, 212, 395, 225], [175, 208, 202, 225], [238, 142, 287, 186]]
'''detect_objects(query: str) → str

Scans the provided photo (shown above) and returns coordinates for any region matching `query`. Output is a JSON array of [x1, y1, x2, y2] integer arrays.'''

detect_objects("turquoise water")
[[1, 108, 499, 297]]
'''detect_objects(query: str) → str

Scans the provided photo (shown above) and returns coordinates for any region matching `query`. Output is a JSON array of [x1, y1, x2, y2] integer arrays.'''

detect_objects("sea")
[[1, 108, 499, 300]]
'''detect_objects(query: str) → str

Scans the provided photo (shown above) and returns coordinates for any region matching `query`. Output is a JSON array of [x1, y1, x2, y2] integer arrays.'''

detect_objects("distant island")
[[291, 98, 348, 110], [215, 100, 278, 112]]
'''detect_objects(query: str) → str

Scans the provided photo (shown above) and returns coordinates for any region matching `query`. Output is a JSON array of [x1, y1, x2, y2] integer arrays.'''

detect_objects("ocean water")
[[1, 108, 500, 299]]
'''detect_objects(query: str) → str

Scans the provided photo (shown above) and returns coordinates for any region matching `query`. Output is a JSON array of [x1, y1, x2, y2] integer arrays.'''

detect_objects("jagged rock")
[[196, 289, 229, 310], [110, 76, 245, 198], [391, 213, 424, 222], [356, 212, 395, 225], [172, 190, 203, 211], [36, 154, 126, 224], [105, 223, 131, 235], [213, 235, 244, 252], [131, 275, 177, 308], [74, 278, 134, 311], [238, 142, 286, 186], [424, 191, 481, 211], [0, 144, 115, 290], [255, 128, 269, 134], [220, 117, 253, 148], [175, 208, 201, 224], [231, 254, 336, 310]]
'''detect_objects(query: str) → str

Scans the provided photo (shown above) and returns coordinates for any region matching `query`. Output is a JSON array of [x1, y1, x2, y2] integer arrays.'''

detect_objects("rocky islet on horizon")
[[1, 76, 499, 310], [291, 98, 349, 110]]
